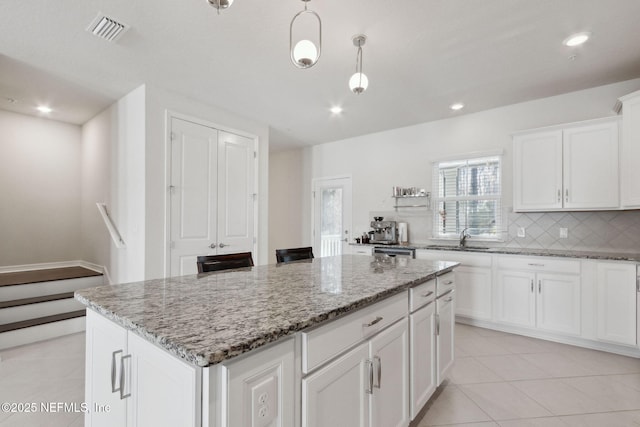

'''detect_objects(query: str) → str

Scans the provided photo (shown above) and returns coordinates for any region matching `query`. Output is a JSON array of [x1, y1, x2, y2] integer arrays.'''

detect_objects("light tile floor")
[[415, 324, 640, 427], [1, 325, 639, 426]]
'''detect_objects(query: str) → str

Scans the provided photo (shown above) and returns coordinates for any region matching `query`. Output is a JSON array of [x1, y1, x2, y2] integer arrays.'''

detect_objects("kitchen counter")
[[352, 243, 640, 262], [75, 255, 458, 367]]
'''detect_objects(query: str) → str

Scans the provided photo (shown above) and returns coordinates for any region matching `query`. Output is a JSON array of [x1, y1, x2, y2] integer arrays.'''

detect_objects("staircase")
[[0, 266, 104, 350]]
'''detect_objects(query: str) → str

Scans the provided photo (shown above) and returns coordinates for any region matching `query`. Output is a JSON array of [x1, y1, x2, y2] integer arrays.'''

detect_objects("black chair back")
[[275, 247, 314, 264], [197, 252, 254, 273]]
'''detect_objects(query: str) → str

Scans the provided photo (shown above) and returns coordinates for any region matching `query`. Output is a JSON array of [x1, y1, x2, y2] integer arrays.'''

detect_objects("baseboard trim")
[[456, 316, 640, 359]]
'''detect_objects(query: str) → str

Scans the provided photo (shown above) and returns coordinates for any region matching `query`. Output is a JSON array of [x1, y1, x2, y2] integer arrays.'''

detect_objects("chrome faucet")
[[459, 228, 470, 248]]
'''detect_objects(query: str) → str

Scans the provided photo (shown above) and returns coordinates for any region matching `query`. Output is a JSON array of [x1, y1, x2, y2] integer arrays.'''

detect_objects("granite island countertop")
[[75, 255, 458, 367], [353, 243, 640, 262]]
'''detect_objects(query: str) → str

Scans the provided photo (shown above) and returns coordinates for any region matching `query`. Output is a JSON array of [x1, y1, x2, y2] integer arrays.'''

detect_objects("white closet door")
[[170, 118, 218, 276], [216, 131, 255, 255]]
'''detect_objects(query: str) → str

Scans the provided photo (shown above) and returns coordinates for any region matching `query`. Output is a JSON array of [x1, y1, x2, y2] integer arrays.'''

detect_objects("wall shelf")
[[392, 192, 431, 210]]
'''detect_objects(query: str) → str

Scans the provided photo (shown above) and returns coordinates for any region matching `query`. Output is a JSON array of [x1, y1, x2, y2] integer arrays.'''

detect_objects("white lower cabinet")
[[303, 342, 369, 427], [455, 266, 492, 320], [496, 270, 581, 335], [496, 256, 581, 336], [596, 262, 637, 346], [85, 309, 200, 427], [409, 302, 436, 420], [436, 291, 455, 384], [302, 319, 409, 427]]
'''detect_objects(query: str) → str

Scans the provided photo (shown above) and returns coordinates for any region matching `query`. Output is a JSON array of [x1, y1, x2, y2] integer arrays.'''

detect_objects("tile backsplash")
[[369, 209, 640, 253]]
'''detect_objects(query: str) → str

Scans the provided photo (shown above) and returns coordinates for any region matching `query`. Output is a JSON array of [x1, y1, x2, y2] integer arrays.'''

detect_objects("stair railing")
[[96, 203, 126, 249]]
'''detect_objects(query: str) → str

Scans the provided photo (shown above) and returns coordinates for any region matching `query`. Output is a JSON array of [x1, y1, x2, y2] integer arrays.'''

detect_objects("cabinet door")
[[217, 131, 255, 254], [513, 130, 563, 211], [621, 93, 640, 208], [536, 273, 581, 336], [563, 121, 619, 209], [84, 310, 128, 427], [409, 303, 436, 420], [596, 263, 637, 345], [370, 319, 409, 427], [496, 271, 536, 328], [436, 291, 455, 385], [302, 342, 369, 427], [455, 266, 492, 320], [127, 332, 200, 427]]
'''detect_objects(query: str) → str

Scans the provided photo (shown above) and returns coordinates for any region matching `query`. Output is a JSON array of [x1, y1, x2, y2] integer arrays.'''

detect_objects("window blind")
[[432, 155, 502, 239]]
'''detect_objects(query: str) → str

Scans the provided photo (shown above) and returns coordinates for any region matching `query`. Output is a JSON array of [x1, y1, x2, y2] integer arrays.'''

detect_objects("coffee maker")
[[369, 217, 398, 244]]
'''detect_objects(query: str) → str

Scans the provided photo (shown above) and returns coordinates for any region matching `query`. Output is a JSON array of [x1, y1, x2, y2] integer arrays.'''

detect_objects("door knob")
[[209, 243, 217, 249], [219, 243, 228, 248]]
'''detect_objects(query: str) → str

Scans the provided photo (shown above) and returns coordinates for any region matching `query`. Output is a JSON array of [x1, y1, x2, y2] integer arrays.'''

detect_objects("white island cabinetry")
[[84, 310, 201, 427]]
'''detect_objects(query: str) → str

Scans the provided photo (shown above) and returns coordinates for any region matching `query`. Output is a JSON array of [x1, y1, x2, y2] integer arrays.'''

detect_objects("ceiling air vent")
[[87, 13, 129, 42]]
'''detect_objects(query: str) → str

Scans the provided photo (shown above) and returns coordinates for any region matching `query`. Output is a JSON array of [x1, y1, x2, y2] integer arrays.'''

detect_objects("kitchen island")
[[76, 254, 458, 427]]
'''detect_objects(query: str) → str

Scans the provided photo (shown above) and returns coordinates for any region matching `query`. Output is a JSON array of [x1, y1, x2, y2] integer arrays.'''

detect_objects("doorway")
[[312, 177, 353, 257]]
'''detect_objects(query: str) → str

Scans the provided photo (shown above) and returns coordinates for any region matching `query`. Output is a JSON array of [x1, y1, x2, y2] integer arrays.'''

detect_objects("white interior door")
[[216, 131, 255, 255], [169, 118, 218, 276], [313, 177, 352, 257]]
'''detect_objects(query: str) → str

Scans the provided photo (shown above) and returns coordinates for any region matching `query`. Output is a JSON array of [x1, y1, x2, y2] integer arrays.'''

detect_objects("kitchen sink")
[[425, 245, 491, 251]]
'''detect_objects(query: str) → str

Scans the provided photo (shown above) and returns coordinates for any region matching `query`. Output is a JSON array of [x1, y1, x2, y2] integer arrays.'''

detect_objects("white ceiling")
[[1, 0, 639, 151]]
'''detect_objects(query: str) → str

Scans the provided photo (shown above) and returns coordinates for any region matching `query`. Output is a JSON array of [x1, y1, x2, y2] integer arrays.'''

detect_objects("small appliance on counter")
[[369, 216, 398, 244], [398, 222, 408, 244]]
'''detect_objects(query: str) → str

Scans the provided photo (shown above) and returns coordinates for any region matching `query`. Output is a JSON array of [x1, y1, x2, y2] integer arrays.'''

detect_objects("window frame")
[[432, 154, 503, 241]]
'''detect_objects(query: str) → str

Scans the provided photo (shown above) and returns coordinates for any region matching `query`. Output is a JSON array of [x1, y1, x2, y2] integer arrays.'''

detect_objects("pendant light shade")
[[207, 0, 234, 12], [349, 35, 368, 94], [293, 40, 319, 67], [349, 72, 369, 94], [290, 0, 322, 69]]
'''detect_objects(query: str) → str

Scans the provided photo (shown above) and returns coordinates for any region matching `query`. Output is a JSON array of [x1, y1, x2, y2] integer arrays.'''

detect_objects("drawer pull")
[[443, 280, 454, 285], [421, 291, 434, 298], [527, 263, 545, 267], [363, 316, 383, 328], [444, 296, 453, 302]]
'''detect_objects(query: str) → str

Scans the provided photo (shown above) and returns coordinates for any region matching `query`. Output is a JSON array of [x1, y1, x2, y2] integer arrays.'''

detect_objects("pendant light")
[[290, 0, 322, 68], [207, 0, 233, 14], [349, 35, 368, 94]]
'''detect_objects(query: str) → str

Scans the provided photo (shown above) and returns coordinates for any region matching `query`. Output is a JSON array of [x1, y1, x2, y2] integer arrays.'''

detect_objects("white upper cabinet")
[[513, 130, 563, 211], [563, 121, 619, 209], [619, 90, 640, 208], [513, 117, 620, 212]]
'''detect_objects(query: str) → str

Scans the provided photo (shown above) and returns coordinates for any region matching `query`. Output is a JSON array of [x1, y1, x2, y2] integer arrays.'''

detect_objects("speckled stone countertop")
[[75, 255, 458, 367], [354, 243, 640, 262]]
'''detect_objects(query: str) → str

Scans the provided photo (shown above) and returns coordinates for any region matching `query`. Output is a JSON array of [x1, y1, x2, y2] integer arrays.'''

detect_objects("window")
[[432, 155, 502, 240]]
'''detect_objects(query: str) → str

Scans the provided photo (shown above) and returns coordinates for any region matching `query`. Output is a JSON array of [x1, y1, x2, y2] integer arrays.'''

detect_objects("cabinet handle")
[[444, 296, 453, 303], [435, 313, 440, 336], [111, 350, 123, 393], [365, 359, 374, 395], [527, 263, 545, 267], [363, 316, 383, 328], [218, 243, 228, 248], [421, 291, 434, 298], [209, 243, 217, 249], [119, 354, 132, 400], [538, 280, 542, 293], [530, 279, 534, 293], [565, 189, 569, 203], [373, 356, 382, 389], [443, 280, 454, 285], [557, 189, 561, 202]]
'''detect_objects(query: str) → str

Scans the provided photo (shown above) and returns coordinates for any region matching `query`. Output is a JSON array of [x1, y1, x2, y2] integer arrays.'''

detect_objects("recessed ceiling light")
[[330, 106, 343, 114], [450, 103, 464, 111], [563, 32, 591, 47], [37, 106, 52, 113]]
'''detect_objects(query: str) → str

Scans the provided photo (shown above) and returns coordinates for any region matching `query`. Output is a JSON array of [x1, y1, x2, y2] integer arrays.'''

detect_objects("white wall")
[[268, 149, 305, 263], [0, 109, 82, 266], [145, 85, 270, 278], [270, 78, 640, 248], [80, 86, 146, 284]]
